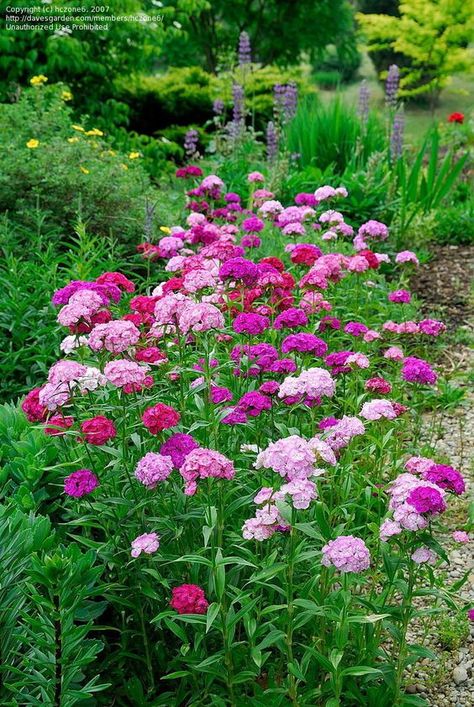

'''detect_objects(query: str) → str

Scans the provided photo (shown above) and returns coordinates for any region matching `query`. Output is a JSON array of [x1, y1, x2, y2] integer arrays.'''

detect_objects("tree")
[[0, 0, 166, 115], [357, 0, 474, 107], [161, 0, 357, 73]]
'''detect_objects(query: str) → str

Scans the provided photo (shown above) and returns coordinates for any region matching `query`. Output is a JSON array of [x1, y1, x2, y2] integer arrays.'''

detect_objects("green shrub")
[[0, 83, 159, 242], [115, 67, 215, 134], [217, 65, 317, 129], [433, 200, 474, 245], [315, 42, 361, 84], [117, 65, 317, 137], [314, 70, 343, 90]]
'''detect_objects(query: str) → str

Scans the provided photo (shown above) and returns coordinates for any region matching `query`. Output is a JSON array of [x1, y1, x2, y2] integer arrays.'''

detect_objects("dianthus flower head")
[[281, 333, 327, 356], [135, 452, 174, 488], [404, 456, 435, 474], [380, 519, 402, 541], [104, 360, 149, 388], [384, 346, 404, 361], [278, 367, 335, 400], [48, 360, 87, 384], [273, 308, 308, 330], [39, 381, 70, 411], [64, 469, 99, 498], [183, 269, 217, 293], [219, 257, 258, 286], [210, 385, 233, 404], [423, 464, 465, 495], [321, 535, 370, 573], [233, 312, 269, 336], [358, 220, 388, 242], [178, 303, 225, 334], [346, 353, 370, 369], [411, 547, 436, 564], [242, 216, 264, 232], [324, 416, 365, 451], [395, 250, 419, 265], [407, 485, 447, 515], [153, 293, 192, 326], [344, 321, 368, 337], [96, 271, 135, 293], [131, 532, 160, 558], [281, 478, 318, 509], [402, 357, 437, 385], [142, 403, 180, 435], [179, 447, 235, 495], [81, 416, 116, 445], [360, 399, 397, 421], [170, 584, 209, 614], [365, 377, 392, 394], [248, 171, 265, 183], [418, 319, 446, 337], [255, 435, 319, 481], [160, 433, 199, 468], [452, 531, 470, 543], [388, 289, 411, 303], [52, 280, 119, 307], [237, 391, 271, 417], [22, 387, 47, 422], [290, 243, 322, 267]]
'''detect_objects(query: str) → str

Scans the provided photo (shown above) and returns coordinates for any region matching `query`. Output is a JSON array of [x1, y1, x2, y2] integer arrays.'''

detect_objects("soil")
[[406, 245, 474, 706]]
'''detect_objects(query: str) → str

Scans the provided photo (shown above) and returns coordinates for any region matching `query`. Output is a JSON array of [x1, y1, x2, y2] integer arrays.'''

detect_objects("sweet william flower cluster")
[[20, 173, 471, 705]]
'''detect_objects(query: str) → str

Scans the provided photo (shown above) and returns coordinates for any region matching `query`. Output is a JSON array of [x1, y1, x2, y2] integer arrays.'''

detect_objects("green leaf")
[[206, 602, 220, 633], [161, 670, 191, 680], [341, 666, 383, 677]]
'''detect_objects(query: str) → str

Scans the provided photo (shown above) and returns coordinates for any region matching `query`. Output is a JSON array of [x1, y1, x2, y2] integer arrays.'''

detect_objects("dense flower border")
[[20, 171, 470, 704]]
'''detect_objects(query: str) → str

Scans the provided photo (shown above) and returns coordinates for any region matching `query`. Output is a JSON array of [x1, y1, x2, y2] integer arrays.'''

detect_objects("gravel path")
[[406, 246, 474, 705]]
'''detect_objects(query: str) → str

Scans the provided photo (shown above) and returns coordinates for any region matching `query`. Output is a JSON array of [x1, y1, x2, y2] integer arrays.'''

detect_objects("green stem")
[[140, 606, 155, 694], [394, 563, 416, 703], [286, 514, 298, 706]]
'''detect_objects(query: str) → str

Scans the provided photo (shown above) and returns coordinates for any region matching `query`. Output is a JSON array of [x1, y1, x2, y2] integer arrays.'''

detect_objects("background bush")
[[0, 84, 160, 242]]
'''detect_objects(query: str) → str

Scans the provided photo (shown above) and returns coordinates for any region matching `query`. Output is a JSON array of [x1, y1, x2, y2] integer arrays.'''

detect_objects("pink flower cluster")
[[322, 535, 370, 573], [179, 447, 235, 495], [135, 452, 174, 489]]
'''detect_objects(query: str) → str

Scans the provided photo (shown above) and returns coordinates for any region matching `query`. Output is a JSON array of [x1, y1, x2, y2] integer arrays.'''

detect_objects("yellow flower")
[[26, 139, 40, 149], [80, 166, 90, 174], [107, 150, 116, 156], [30, 75, 48, 86], [121, 163, 129, 170], [160, 226, 171, 234], [72, 124, 85, 132], [86, 128, 104, 137], [128, 151, 140, 159], [61, 90, 73, 101], [67, 137, 79, 144]]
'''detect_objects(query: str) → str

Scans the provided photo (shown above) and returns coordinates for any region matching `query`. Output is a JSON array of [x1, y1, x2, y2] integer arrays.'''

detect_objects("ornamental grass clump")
[[17, 172, 471, 706]]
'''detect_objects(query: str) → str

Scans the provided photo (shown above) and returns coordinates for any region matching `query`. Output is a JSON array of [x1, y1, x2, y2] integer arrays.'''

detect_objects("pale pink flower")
[[131, 532, 160, 558]]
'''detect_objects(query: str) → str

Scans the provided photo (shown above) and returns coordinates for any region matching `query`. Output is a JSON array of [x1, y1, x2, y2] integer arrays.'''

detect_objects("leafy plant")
[[394, 129, 468, 237], [437, 612, 470, 651], [357, 0, 474, 106], [162, 0, 357, 72], [0, 83, 159, 243], [0, 504, 108, 706], [285, 94, 386, 173], [6, 171, 468, 706], [0, 0, 166, 118]]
